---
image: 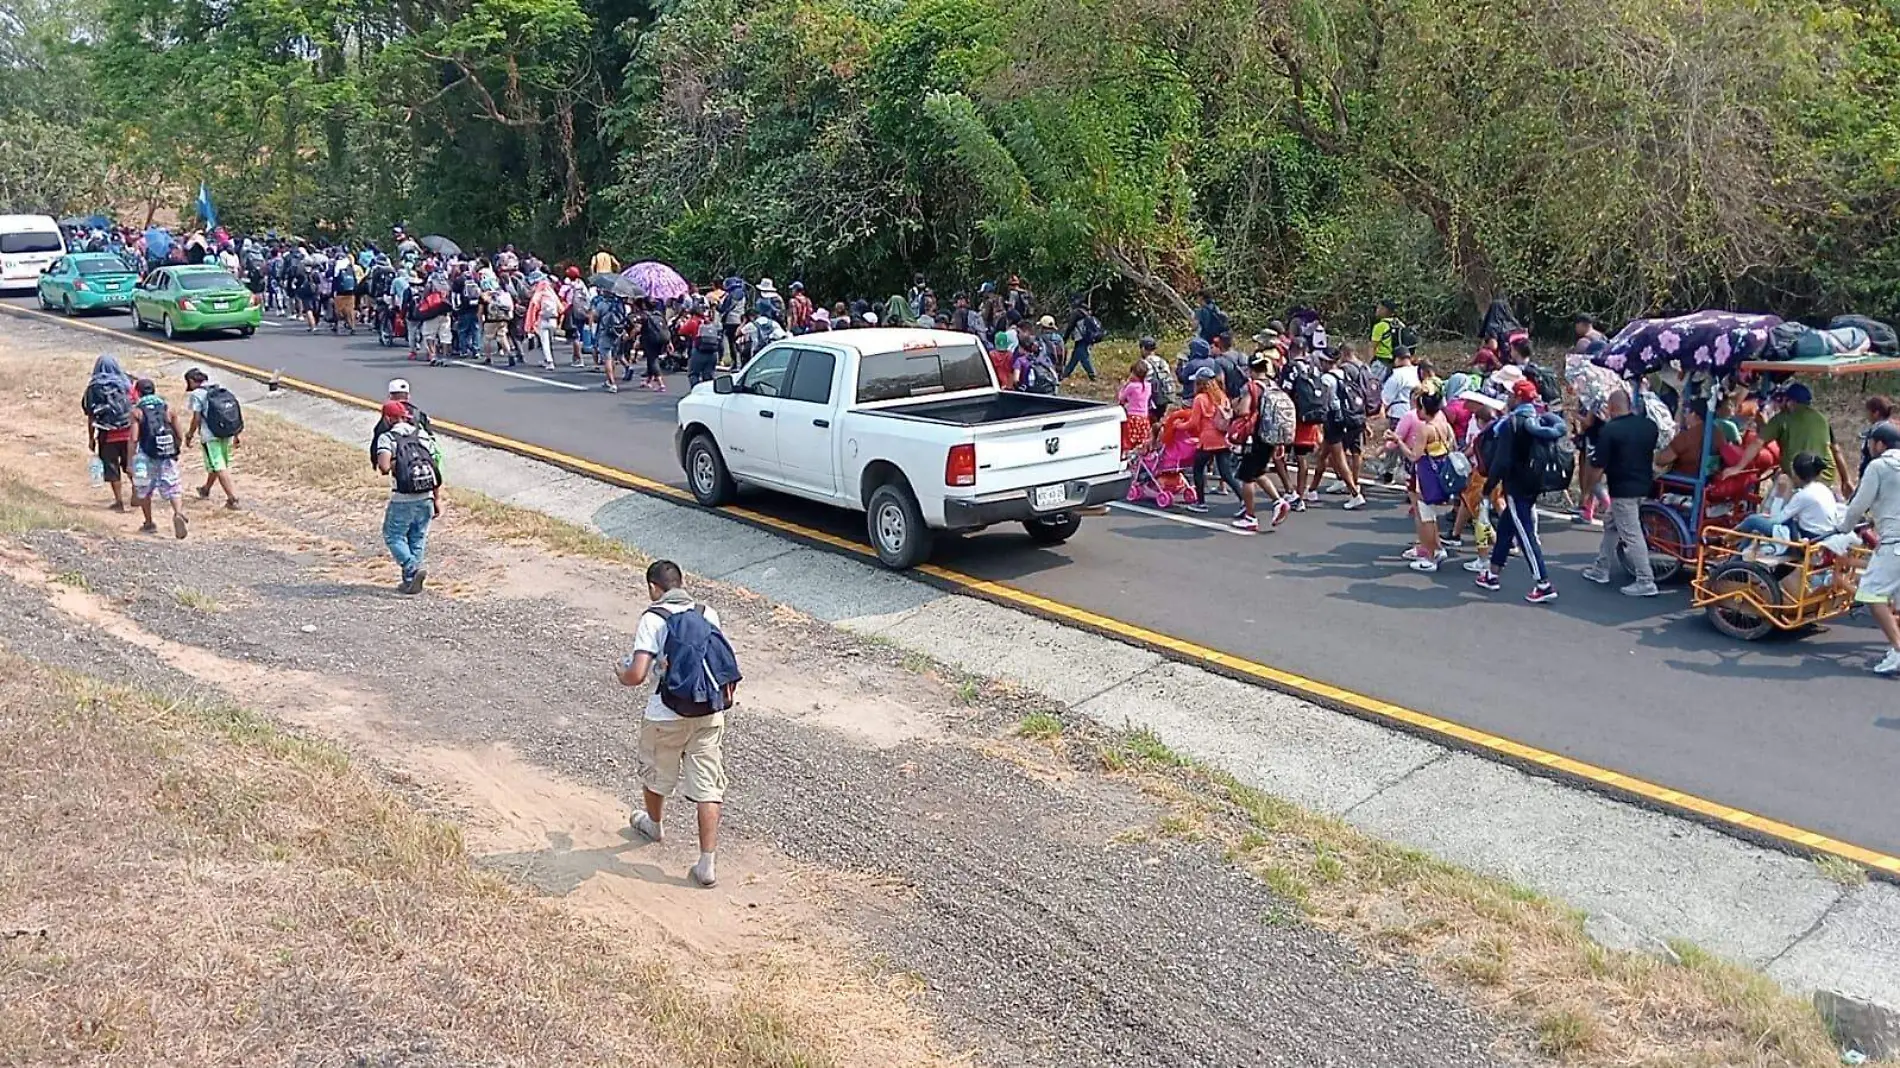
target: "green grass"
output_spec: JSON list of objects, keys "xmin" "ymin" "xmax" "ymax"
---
[
  {"xmin": 1813, "ymin": 853, "xmax": 1867, "ymax": 887},
  {"xmin": 170, "ymin": 586, "xmax": 222, "ymax": 613},
  {"xmin": 1016, "ymin": 712, "xmax": 1064, "ymax": 740},
  {"xmin": 52, "ymin": 569, "xmax": 89, "ymax": 589}
]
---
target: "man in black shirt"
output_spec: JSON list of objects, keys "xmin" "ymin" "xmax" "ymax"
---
[{"xmin": 1582, "ymin": 388, "xmax": 1660, "ymax": 596}]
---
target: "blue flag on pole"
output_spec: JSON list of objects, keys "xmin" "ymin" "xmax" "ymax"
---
[{"xmin": 196, "ymin": 181, "xmax": 217, "ymax": 229}]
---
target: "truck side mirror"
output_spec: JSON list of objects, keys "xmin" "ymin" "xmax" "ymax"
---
[{"xmin": 713, "ymin": 374, "xmax": 735, "ymax": 395}]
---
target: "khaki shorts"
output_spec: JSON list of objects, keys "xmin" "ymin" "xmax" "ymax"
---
[
  {"xmin": 638, "ymin": 714, "xmax": 727, "ymax": 803},
  {"xmin": 1856, "ymin": 545, "xmax": 1900, "ymax": 605}
]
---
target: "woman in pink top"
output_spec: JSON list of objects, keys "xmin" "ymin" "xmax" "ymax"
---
[{"xmin": 1118, "ymin": 364, "xmax": 1153, "ymax": 456}]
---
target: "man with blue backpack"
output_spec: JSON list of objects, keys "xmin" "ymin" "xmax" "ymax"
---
[{"xmin": 618, "ymin": 559, "xmax": 742, "ymax": 889}]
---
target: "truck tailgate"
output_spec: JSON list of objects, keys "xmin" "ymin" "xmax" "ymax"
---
[{"xmin": 972, "ymin": 407, "xmax": 1124, "ymax": 489}]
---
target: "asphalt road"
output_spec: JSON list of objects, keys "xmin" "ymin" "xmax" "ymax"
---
[{"xmin": 21, "ymin": 298, "xmax": 1900, "ymax": 857}]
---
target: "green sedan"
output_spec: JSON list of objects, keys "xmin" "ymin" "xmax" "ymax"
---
[
  {"xmin": 35, "ymin": 253, "xmax": 142, "ymax": 315},
  {"xmin": 131, "ymin": 265, "xmax": 261, "ymax": 339}
]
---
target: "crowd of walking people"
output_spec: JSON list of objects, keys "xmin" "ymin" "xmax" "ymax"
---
[{"xmin": 61, "ymin": 215, "xmax": 1900, "ymax": 670}]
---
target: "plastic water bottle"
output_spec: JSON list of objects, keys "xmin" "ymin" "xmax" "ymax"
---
[{"xmin": 88, "ymin": 456, "xmax": 105, "ymax": 486}]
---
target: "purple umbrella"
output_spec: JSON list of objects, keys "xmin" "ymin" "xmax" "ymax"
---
[{"xmin": 622, "ymin": 261, "xmax": 690, "ymax": 301}]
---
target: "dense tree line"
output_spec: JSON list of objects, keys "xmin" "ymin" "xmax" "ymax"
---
[{"xmin": 3, "ymin": 0, "xmax": 1898, "ymax": 333}]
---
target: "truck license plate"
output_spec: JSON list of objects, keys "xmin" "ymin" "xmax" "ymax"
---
[{"xmin": 1032, "ymin": 484, "xmax": 1067, "ymax": 511}]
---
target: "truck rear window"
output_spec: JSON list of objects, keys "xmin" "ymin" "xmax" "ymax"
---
[{"xmin": 855, "ymin": 343, "xmax": 992, "ymax": 403}]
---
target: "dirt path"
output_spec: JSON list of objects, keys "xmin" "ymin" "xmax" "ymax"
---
[{"xmin": 0, "ymin": 327, "xmax": 1507, "ymax": 1066}]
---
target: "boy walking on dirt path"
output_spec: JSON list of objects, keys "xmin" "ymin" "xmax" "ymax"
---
[
  {"xmin": 372, "ymin": 400, "xmax": 442, "ymax": 594},
  {"xmin": 617, "ymin": 559, "xmax": 739, "ymax": 889},
  {"xmin": 130, "ymin": 378, "xmax": 189, "ymax": 539},
  {"xmin": 82, "ymin": 355, "xmax": 137, "ymax": 513},
  {"xmin": 181, "ymin": 367, "xmax": 241, "ymax": 510}
]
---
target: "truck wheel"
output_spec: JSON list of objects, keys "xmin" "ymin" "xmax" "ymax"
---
[
  {"xmin": 868, "ymin": 483, "xmax": 933, "ymax": 569},
  {"xmin": 685, "ymin": 433, "xmax": 736, "ymax": 506},
  {"xmin": 1023, "ymin": 513, "xmax": 1082, "ymax": 546}
]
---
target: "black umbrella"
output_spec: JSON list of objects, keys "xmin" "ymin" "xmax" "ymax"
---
[
  {"xmin": 591, "ymin": 272, "xmax": 643, "ymax": 299},
  {"xmin": 419, "ymin": 234, "xmax": 462, "ymax": 257}
]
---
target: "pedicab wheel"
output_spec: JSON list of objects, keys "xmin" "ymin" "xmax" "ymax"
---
[
  {"xmin": 1625, "ymin": 501, "xmax": 1692, "ymax": 585},
  {"xmin": 1155, "ymin": 490, "xmax": 1174, "ymax": 510},
  {"xmin": 1704, "ymin": 560, "xmax": 1782, "ymax": 642}
]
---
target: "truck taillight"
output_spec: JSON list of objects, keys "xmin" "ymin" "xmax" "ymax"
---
[{"xmin": 945, "ymin": 443, "xmax": 976, "ymax": 487}]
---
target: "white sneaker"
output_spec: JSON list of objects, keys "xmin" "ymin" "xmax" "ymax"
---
[
  {"xmin": 1231, "ymin": 515, "xmax": 1258, "ymax": 531},
  {"xmin": 1620, "ymin": 581, "xmax": 1660, "ymax": 598},
  {"xmin": 1402, "ymin": 546, "xmax": 1425, "ymax": 561},
  {"xmin": 1408, "ymin": 558, "xmax": 1439, "ymax": 573},
  {"xmin": 1302, "ymin": 490, "xmax": 1320, "ymax": 503},
  {"xmin": 1581, "ymin": 567, "xmax": 1612, "ymax": 585},
  {"xmin": 1874, "ymin": 649, "xmax": 1900, "ymax": 675},
  {"xmin": 1463, "ymin": 557, "xmax": 1489, "ymax": 573},
  {"xmin": 1343, "ymin": 495, "xmax": 1367, "ymax": 510},
  {"xmin": 630, "ymin": 812, "xmax": 663, "ymax": 842}
]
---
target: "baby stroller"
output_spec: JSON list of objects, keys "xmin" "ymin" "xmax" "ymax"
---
[{"xmin": 1125, "ymin": 412, "xmax": 1200, "ymax": 510}]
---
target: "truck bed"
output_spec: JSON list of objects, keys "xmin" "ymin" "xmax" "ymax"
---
[{"xmin": 870, "ymin": 392, "xmax": 1108, "ymax": 427}]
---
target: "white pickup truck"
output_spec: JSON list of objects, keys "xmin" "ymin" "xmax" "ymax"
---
[{"xmin": 675, "ymin": 327, "xmax": 1129, "ymax": 568}]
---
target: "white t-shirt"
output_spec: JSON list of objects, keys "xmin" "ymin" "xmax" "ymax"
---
[
  {"xmin": 630, "ymin": 599, "xmax": 722, "ymax": 722},
  {"xmin": 1381, "ymin": 363, "xmax": 1421, "ymax": 419},
  {"xmin": 1774, "ymin": 482, "xmax": 1844, "ymax": 537}
]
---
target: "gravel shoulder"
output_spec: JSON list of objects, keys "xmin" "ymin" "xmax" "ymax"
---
[{"xmin": 0, "ymin": 326, "xmax": 1509, "ymax": 1066}]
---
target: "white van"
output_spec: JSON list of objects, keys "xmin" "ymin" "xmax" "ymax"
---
[{"xmin": 0, "ymin": 215, "xmax": 69, "ymax": 293}]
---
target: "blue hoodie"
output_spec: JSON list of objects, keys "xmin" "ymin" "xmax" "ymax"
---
[{"xmin": 1483, "ymin": 402, "xmax": 1566, "ymax": 498}]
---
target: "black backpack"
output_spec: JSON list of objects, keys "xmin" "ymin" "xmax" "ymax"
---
[
  {"xmin": 1525, "ymin": 362, "xmax": 1563, "ymax": 405},
  {"xmin": 1287, "ymin": 360, "xmax": 1327, "ymax": 423},
  {"xmin": 1520, "ymin": 414, "xmax": 1576, "ymax": 493},
  {"xmin": 83, "ymin": 380, "xmax": 132, "ymax": 431},
  {"xmin": 388, "ymin": 431, "xmax": 440, "ymax": 494},
  {"xmin": 1077, "ymin": 313, "xmax": 1104, "ymax": 345},
  {"xmin": 137, "ymin": 401, "xmax": 178, "ymax": 460},
  {"xmin": 200, "ymin": 385, "xmax": 244, "ymax": 440},
  {"xmin": 1335, "ymin": 363, "xmax": 1371, "ymax": 423}
]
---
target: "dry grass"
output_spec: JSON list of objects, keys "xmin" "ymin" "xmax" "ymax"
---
[
  {"xmin": 0, "ymin": 476, "xmax": 100, "ymax": 536},
  {"xmin": 0, "ymin": 652, "xmax": 840, "ymax": 1066},
  {"xmin": 226, "ymin": 406, "xmax": 644, "ymax": 565},
  {"xmin": 1090, "ymin": 728, "xmax": 1847, "ymax": 1068}
]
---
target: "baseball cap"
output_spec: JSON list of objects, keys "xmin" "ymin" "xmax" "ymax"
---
[
  {"xmin": 1870, "ymin": 422, "xmax": 1900, "ymax": 449},
  {"xmin": 1249, "ymin": 353, "xmax": 1274, "ymax": 369},
  {"xmin": 380, "ymin": 400, "xmax": 410, "ymax": 421},
  {"xmin": 387, "ymin": 378, "xmax": 410, "ymax": 395},
  {"xmin": 183, "ymin": 367, "xmax": 207, "ymax": 383},
  {"xmin": 1193, "ymin": 366, "xmax": 1218, "ymax": 381},
  {"xmin": 1138, "ymin": 336, "xmax": 1157, "ymax": 351},
  {"xmin": 1038, "ymin": 315, "xmax": 1057, "ymax": 328},
  {"xmin": 134, "ymin": 377, "xmax": 156, "ymax": 396},
  {"xmin": 1784, "ymin": 382, "xmax": 1814, "ymax": 405},
  {"xmin": 1511, "ymin": 379, "xmax": 1541, "ymax": 404}
]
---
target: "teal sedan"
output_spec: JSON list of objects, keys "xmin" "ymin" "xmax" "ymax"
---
[
  {"xmin": 35, "ymin": 253, "xmax": 142, "ymax": 315},
  {"xmin": 131, "ymin": 265, "xmax": 261, "ymax": 339}
]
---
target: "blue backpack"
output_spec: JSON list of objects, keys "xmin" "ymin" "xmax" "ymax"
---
[{"xmin": 646, "ymin": 604, "xmax": 742, "ymax": 717}]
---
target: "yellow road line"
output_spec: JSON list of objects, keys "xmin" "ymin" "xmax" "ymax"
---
[{"xmin": 14, "ymin": 302, "xmax": 1899, "ymax": 878}]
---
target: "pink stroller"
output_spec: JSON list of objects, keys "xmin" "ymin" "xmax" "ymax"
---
[{"xmin": 1125, "ymin": 416, "xmax": 1201, "ymax": 510}]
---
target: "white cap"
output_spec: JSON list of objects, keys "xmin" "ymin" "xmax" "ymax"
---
[
  {"xmin": 387, "ymin": 378, "xmax": 410, "ymax": 395},
  {"xmin": 863, "ymin": 311, "xmax": 879, "ymax": 325}
]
